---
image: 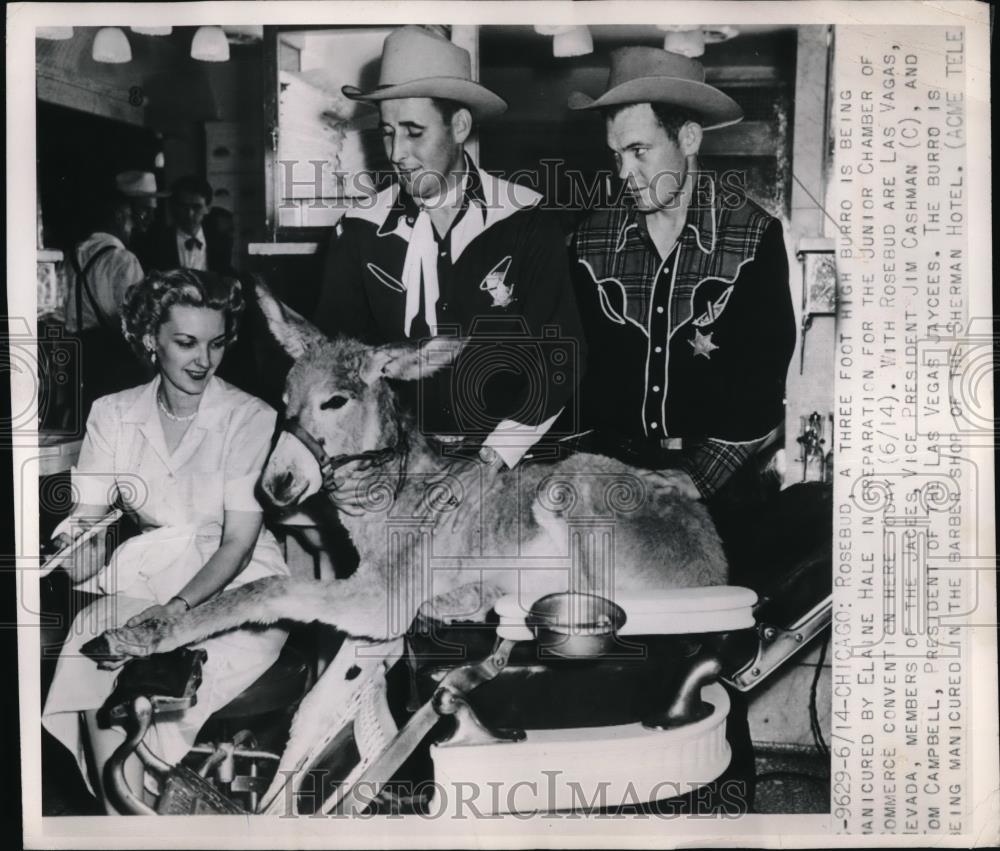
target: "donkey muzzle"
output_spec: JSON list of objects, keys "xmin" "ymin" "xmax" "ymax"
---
[{"xmin": 261, "ymin": 431, "xmax": 322, "ymax": 507}]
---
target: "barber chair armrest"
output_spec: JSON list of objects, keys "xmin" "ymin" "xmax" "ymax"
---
[{"xmin": 94, "ymin": 648, "xmax": 208, "ymax": 728}]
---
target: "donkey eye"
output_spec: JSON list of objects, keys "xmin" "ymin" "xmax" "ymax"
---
[{"xmin": 321, "ymin": 395, "xmax": 349, "ymax": 410}]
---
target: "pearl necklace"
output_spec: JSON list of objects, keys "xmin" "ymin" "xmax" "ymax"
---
[{"xmin": 157, "ymin": 392, "xmax": 198, "ymax": 423}]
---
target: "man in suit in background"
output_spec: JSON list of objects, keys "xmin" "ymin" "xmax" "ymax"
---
[{"xmin": 144, "ymin": 175, "xmax": 234, "ymax": 274}]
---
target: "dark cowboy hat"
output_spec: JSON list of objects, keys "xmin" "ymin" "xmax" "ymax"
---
[
  {"xmin": 568, "ymin": 46, "xmax": 743, "ymax": 130},
  {"xmin": 342, "ymin": 26, "xmax": 507, "ymax": 120}
]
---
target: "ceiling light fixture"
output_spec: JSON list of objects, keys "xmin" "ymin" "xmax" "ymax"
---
[
  {"xmin": 533, "ymin": 25, "xmax": 593, "ymax": 58},
  {"xmin": 191, "ymin": 26, "xmax": 230, "ymax": 62},
  {"xmin": 222, "ymin": 25, "xmax": 264, "ymax": 44},
  {"xmin": 131, "ymin": 26, "xmax": 173, "ymax": 36},
  {"xmin": 656, "ymin": 25, "xmax": 739, "ymax": 58},
  {"xmin": 92, "ymin": 27, "xmax": 132, "ymax": 63},
  {"xmin": 36, "ymin": 27, "xmax": 74, "ymax": 40}
]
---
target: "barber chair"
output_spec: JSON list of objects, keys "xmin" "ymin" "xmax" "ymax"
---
[
  {"xmin": 402, "ymin": 587, "xmax": 758, "ymax": 815},
  {"xmin": 77, "ymin": 481, "xmax": 832, "ymax": 817},
  {"xmin": 41, "ymin": 511, "xmax": 312, "ymax": 815}
]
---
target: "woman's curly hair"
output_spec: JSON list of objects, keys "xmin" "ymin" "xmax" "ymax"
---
[{"xmin": 121, "ymin": 269, "xmax": 245, "ymax": 363}]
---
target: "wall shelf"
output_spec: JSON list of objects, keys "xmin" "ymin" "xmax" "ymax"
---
[{"xmin": 247, "ymin": 242, "xmax": 318, "ymax": 255}]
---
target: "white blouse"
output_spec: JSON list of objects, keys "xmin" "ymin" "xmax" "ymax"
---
[{"xmin": 58, "ymin": 375, "xmax": 289, "ymax": 601}]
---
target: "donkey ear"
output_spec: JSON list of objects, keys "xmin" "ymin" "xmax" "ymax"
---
[
  {"xmin": 362, "ymin": 336, "xmax": 466, "ymax": 385},
  {"xmin": 254, "ymin": 278, "xmax": 327, "ymax": 359}
]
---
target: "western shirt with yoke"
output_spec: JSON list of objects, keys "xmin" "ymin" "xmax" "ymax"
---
[
  {"xmin": 570, "ymin": 173, "xmax": 796, "ymax": 498},
  {"xmin": 314, "ymin": 156, "xmax": 585, "ymax": 468}
]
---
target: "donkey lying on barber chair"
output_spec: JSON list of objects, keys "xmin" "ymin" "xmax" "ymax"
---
[
  {"xmin": 86, "ymin": 284, "xmax": 734, "ymax": 811},
  {"xmin": 95, "ymin": 284, "xmax": 728, "ymax": 651}
]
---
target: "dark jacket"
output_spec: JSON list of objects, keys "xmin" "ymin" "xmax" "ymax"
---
[
  {"xmin": 140, "ymin": 223, "xmax": 234, "ymax": 275},
  {"xmin": 314, "ymin": 158, "xmax": 585, "ymax": 442}
]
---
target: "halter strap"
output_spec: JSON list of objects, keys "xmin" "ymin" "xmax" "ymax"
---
[{"xmin": 281, "ymin": 416, "xmax": 405, "ymax": 495}]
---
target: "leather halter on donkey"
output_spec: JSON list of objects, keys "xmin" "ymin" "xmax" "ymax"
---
[{"xmin": 280, "ymin": 413, "xmax": 408, "ymax": 500}]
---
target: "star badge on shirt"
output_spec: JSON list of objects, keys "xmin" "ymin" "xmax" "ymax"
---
[
  {"xmin": 480, "ymin": 256, "xmax": 515, "ymax": 308},
  {"xmin": 689, "ymin": 328, "xmax": 719, "ymax": 359}
]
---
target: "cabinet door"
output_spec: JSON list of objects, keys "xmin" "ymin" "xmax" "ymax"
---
[
  {"xmin": 263, "ymin": 25, "xmax": 395, "ymax": 238},
  {"xmin": 262, "ymin": 25, "xmax": 480, "ymax": 238}
]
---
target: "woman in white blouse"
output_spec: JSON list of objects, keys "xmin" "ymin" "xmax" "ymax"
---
[{"xmin": 42, "ymin": 269, "xmax": 290, "ymax": 812}]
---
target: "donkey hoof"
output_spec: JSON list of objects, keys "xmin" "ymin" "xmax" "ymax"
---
[{"xmin": 81, "ymin": 634, "xmax": 128, "ymax": 665}]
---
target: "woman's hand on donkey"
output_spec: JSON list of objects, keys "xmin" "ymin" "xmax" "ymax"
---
[{"xmin": 80, "ymin": 609, "xmax": 178, "ymax": 669}]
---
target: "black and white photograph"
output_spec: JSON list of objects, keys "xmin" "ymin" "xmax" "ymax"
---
[{"xmin": 6, "ymin": 2, "xmax": 996, "ymax": 847}]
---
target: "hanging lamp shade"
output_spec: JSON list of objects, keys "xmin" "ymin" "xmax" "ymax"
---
[
  {"xmin": 37, "ymin": 27, "xmax": 74, "ymax": 40},
  {"xmin": 656, "ymin": 25, "xmax": 739, "ymax": 58},
  {"xmin": 533, "ymin": 25, "xmax": 593, "ymax": 58},
  {"xmin": 92, "ymin": 27, "xmax": 132, "ymax": 63},
  {"xmin": 661, "ymin": 29, "xmax": 706, "ymax": 58},
  {"xmin": 131, "ymin": 26, "xmax": 172, "ymax": 36},
  {"xmin": 222, "ymin": 25, "xmax": 264, "ymax": 44},
  {"xmin": 191, "ymin": 26, "xmax": 230, "ymax": 62}
]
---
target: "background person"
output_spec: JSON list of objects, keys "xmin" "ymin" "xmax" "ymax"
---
[
  {"xmin": 144, "ymin": 175, "xmax": 234, "ymax": 274},
  {"xmin": 115, "ymin": 169, "xmax": 168, "ymax": 251},
  {"xmin": 66, "ymin": 187, "xmax": 148, "ymax": 415}
]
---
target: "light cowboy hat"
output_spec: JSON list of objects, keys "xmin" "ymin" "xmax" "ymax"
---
[
  {"xmin": 115, "ymin": 170, "xmax": 169, "ymax": 198},
  {"xmin": 568, "ymin": 47, "xmax": 743, "ymax": 130},
  {"xmin": 342, "ymin": 26, "xmax": 507, "ymax": 120}
]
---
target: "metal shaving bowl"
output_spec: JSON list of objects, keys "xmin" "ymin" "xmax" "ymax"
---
[{"xmin": 525, "ymin": 592, "xmax": 628, "ymax": 658}]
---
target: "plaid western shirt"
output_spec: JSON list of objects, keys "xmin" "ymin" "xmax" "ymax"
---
[{"xmin": 570, "ymin": 173, "xmax": 796, "ymax": 498}]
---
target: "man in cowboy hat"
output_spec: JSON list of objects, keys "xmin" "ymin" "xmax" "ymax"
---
[
  {"xmin": 314, "ymin": 25, "xmax": 584, "ymax": 469},
  {"xmin": 115, "ymin": 169, "xmax": 168, "ymax": 244},
  {"xmin": 565, "ymin": 52, "xmax": 796, "ymax": 814},
  {"xmin": 567, "ymin": 47, "xmax": 796, "ymax": 517}
]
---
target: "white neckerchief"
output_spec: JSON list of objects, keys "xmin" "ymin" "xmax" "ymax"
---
[{"xmin": 401, "ymin": 177, "xmax": 467, "ymax": 338}]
